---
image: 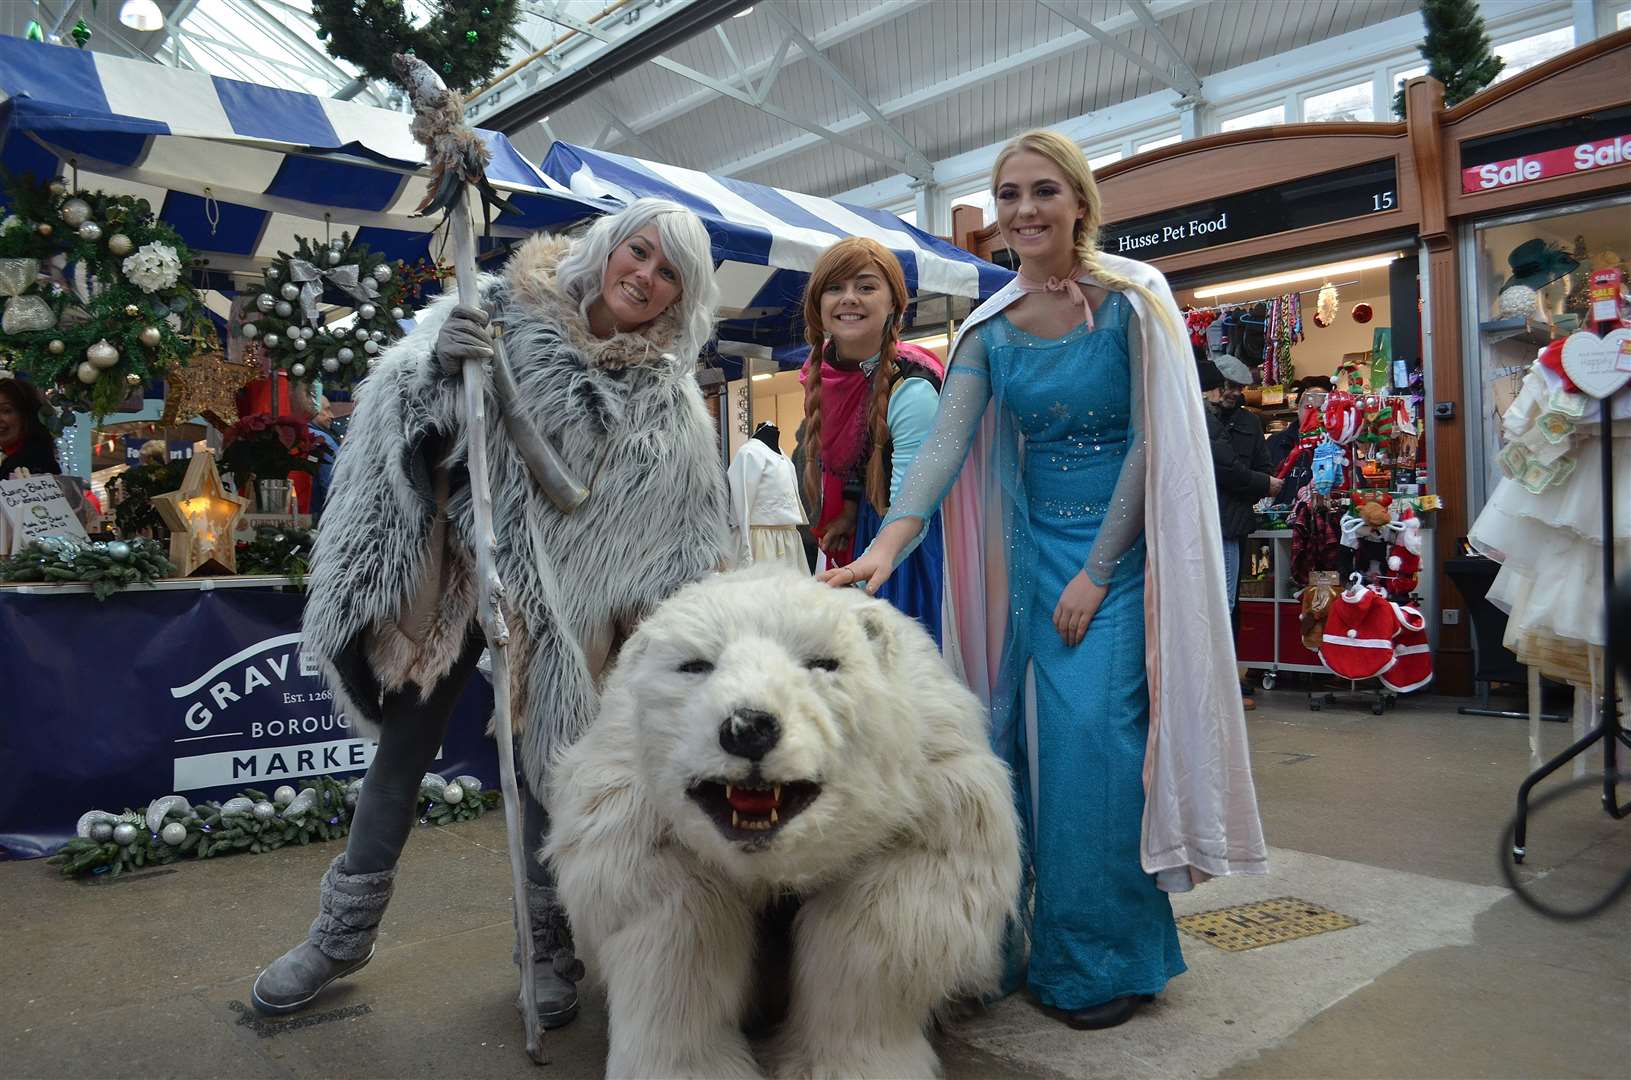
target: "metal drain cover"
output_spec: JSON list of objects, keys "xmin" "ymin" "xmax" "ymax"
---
[{"xmin": 1177, "ymin": 896, "xmax": 1360, "ymax": 952}]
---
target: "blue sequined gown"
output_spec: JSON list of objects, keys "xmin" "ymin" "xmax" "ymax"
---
[{"xmin": 883, "ymin": 294, "xmax": 1186, "ymax": 1009}]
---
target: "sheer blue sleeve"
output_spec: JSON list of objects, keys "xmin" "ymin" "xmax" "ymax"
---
[
  {"xmin": 885, "ymin": 377, "xmax": 940, "ymax": 506},
  {"xmin": 874, "ymin": 328, "xmax": 992, "ymax": 559},
  {"xmin": 1083, "ymin": 309, "xmax": 1146, "ymax": 586}
]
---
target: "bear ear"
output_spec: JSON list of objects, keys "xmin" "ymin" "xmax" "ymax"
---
[{"xmin": 855, "ymin": 601, "xmax": 897, "ymax": 671}]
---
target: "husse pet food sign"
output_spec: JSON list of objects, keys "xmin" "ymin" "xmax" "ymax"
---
[
  {"xmin": 1113, "ymin": 213, "xmax": 1230, "ymax": 254},
  {"xmin": 1462, "ymin": 134, "xmax": 1631, "ymax": 193}
]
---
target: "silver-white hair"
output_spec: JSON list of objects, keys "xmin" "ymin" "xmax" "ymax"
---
[{"xmin": 554, "ymin": 197, "xmax": 719, "ymax": 360}]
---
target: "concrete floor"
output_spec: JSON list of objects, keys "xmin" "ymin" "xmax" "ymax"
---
[{"xmin": 3, "ymin": 691, "xmax": 1628, "ymax": 1079}]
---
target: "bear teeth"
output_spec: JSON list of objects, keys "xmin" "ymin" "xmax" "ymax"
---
[{"xmin": 770, "ymin": 808, "xmax": 778, "ymax": 824}]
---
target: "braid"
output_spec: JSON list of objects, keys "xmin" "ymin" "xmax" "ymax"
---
[
  {"xmin": 864, "ymin": 332, "xmax": 899, "ymax": 513},
  {"xmin": 1078, "ymin": 234, "xmax": 1184, "ymax": 344},
  {"xmin": 802, "ymin": 340, "xmax": 827, "ymax": 511}
]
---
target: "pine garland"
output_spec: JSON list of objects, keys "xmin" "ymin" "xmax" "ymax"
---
[
  {"xmin": 0, "ymin": 537, "xmax": 174, "ymax": 599},
  {"xmin": 236, "ymin": 525, "xmax": 317, "ymax": 581},
  {"xmin": 311, "ymin": 0, "xmax": 522, "ymax": 93},
  {"xmin": 1393, "ymin": 0, "xmax": 1505, "ymax": 117},
  {"xmin": 110, "ymin": 460, "xmax": 188, "ymax": 540},
  {"xmin": 48, "ymin": 773, "xmax": 499, "ymax": 878}
]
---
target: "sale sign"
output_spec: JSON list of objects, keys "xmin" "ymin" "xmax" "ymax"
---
[{"xmin": 1462, "ymin": 133, "xmax": 1631, "ymax": 193}]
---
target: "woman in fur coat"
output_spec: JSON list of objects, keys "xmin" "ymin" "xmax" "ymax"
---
[{"xmin": 251, "ymin": 199, "xmax": 731, "ymax": 1028}]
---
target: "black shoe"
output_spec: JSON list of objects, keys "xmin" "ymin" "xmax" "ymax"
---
[{"xmin": 1060, "ymin": 994, "xmax": 1153, "ymax": 1030}]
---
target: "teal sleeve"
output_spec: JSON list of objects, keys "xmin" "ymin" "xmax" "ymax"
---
[{"xmin": 885, "ymin": 377, "xmax": 940, "ymax": 506}]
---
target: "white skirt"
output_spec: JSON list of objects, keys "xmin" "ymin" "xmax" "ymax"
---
[{"xmin": 747, "ymin": 525, "xmax": 810, "ymax": 574}]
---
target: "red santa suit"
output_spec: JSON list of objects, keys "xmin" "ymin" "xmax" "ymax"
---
[
  {"xmin": 1319, "ymin": 584, "xmax": 1399, "ymax": 680},
  {"xmin": 1380, "ymin": 603, "xmax": 1433, "ymax": 692}
]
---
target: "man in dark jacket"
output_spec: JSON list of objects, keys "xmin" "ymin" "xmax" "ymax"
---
[{"xmin": 1207, "ymin": 354, "xmax": 1281, "ymax": 708}]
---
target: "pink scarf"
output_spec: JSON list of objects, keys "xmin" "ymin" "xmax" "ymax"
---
[{"xmin": 1014, "ymin": 264, "xmax": 1096, "ymax": 332}]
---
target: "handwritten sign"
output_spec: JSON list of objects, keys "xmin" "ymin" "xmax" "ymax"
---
[{"xmin": 0, "ymin": 475, "xmax": 90, "ymax": 553}]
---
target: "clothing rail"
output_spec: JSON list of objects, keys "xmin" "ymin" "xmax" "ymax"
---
[{"xmin": 1185, "ymin": 279, "xmax": 1360, "ymax": 314}]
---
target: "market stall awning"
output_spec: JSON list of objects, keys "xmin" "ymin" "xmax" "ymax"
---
[
  {"xmin": 540, "ymin": 141, "xmax": 1012, "ymax": 366},
  {"xmin": 0, "ymin": 38, "xmax": 605, "ymax": 278}
]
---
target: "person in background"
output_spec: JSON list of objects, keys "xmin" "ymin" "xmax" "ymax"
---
[
  {"xmin": 306, "ymin": 394, "xmax": 340, "ymax": 523},
  {"xmin": 1208, "ymin": 352, "xmax": 1280, "ymax": 710},
  {"xmin": 0, "ymin": 377, "xmax": 61, "ymax": 480},
  {"xmin": 1266, "ymin": 376, "xmax": 1329, "ymax": 504}
]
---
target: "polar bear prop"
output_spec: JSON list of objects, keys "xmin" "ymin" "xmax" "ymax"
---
[{"xmin": 545, "ymin": 568, "xmax": 1021, "ymax": 1079}]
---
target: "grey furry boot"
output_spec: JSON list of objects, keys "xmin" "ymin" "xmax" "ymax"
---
[
  {"xmin": 515, "ymin": 883, "xmax": 584, "ymax": 1029},
  {"xmin": 251, "ymin": 856, "xmax": 396, "ymax": 1015}
]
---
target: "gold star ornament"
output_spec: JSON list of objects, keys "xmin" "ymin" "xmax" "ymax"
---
[{"xmin": 151, "ymin": 450, "xmax": 248, "ymax": 576}]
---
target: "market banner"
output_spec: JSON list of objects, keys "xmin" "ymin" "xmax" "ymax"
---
[{"xmin": 0, "ymin": 586, "xmax": 498, "ymax": 858}]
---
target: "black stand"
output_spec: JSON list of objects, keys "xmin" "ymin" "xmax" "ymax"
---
[{"xmin": 1511, "ymin": 384, "xmax": 1629, "ymax": 863}]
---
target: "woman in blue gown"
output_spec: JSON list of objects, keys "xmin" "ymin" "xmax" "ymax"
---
[{"xmin": 827, "ymin": 131, "xmax": 1264, "ymax": 1030}]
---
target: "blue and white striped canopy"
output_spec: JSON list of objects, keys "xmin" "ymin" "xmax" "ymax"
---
[
  {"xmin": 0, "ymin": 37, "xmax": 604, "ymax": 282},
  {"xmin": 541, "ymin": 142, "xmax": 1012, "ymax": 368}
]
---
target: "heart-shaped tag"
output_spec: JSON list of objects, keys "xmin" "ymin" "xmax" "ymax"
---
[{"xmin": 1560, "ymin": 328, "xmax": 1631, "ymax": 400}]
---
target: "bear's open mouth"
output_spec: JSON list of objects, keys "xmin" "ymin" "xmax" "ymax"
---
[{"xmin": 687, "ymin": 778, "xmax": 821, "ymax": 840}]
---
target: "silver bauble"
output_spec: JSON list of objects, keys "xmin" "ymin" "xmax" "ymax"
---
[
  {"xmin": 372, "ymin": 264, "xmax": 392, "ymax": 283},
  {"xmin": 390, "ymin": 307, "xmax": 404, "ymax": 320},
  {"xmin": 76, "ymin": 361, "xmax": 100, "ymax": 384},
  {"xmin": 107, "ymin": 540, "xmax": 131, "ymax": 562},
  {"xmin": 263, "ymin": 333, "xmax": 281, "ymax": 348},
  {"xmin": 370, "ymin": 330, "xmax": 385, "ymax": 342},
  {"xmin": 274, "ymin": 300, "xmax": 293, "ymax": 318},
  {"xmin": 291, "ymin": 338, "xmax": 307, "ymax": 352},
  {"xmin": 239, "ymin": 322, "xmax": 259, "ymax": 340},
  {"xmin": 251, "ymin": 800, "xmax": 277, "ymax": 822},
  {"xmin": 300, "ymin": 325, "xmax": 314, "ymax": 340},
  {"xmin": 112, "ymin": 822, "xmax": 138, "ymax": 846},
  {"xmin": 289, "ymin": 362, "xmax": 306, "ymax": 378},
  {"xmin": 363, "ymin": 339, "xmax": 379, "ymax": 355},
  {"xmin": 78, "ymin": 811, "xmax": 117, "ymax": 838},
  {"xmin": 90, "ymin": 821, "xmax": 114, "ymax": 842},
  {"xmin": 107, "ymin": 232, "xmax": 133, "ymax": 256},
  {"xmin": 355, "ymin": 327, "xmax": 369, "ymax": 341},
  {"xmin": 87, "ymin": 339, "xmax": 119, "ymax": 368},
  {"xmin": 337, "ymin": 347, "xmax": 354, "ymax": 362},
  {"xmin": 160, "ymin": 822, "xmax": 187, "ymax": 846},
  {"xmin": 326, "ymin": 250, "xmax": 342, "ymax": 266},
  {"xmin": 280, "ymin": 282, "xmax": 300, "ymax": 302},
  {"xmin": 138, "ymin": 326, "xmax": 162, "ymax": 347},
  {"xmin": 358, "ymin": 303, "xmax": 377, "ymax": 321},
  {"xmin": 47, "ymin": 339, "xmax": 65, "ymax": 355},
  {"xmin": 442, "ymin": 782, "xmax": 465, "ymax": 805},
  {"xmin": 59, "ymin": 197, "xmax": 91, "ymax": 226},
  {"xmin": 265, "ymin": 265, "xmax": 280, "ymax": 281},
  {"xmin": 256, "ymin": 293, "xmax": 275, "ymax": 312},
  {"xmin": 48, "ymin": 180, "xmax": 68, "ymax": 198},
  {"xmin": 76, "ymin": 221, "xmax": 102, "ymax": 242},
  {"xmin": 273, "ymin": 785, "xmax": 297, "ymax": 806},
  {"xmin": 322, "ymin": 356, "xmax": 339, "ymax": 373}
]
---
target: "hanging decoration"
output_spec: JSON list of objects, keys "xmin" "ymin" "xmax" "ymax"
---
[
  {"xmin": 236, "ymin": 231, "xmax": 409, "ymax": 388},
  {"xmin": 47, "ymin": 774, "xmax": 500, "ymax": 879},
  {"xmin": 160, "ymin": 345, "xmax": 255, "ymax": 428},
  {"xmin": 309, "ymin": 0, "xmax": 521, "ymax": 92},
  {"xmin": 0, "ymin": 536, "xmax": 174, "ymax": 599},
  {"xmin": 1315, "ymin": 282, "xmax": 1340, "ymax": 328},
  {"xmin": 0, "ymin": 176, "xmax": 214, "ymax": 418}
]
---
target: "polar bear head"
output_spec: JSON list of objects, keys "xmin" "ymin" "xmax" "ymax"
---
[{"xmin": 602, "ymin": 567, "xmax": 965, "ymax": 887}]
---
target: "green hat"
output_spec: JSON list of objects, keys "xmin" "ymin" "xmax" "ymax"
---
[{"xmin": 1503, "ymin": 239, "xmax": 1579, "ymax": 291}]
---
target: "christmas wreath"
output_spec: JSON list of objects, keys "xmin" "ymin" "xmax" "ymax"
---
[
  {"xmin": 48, "ymin": 773, "xmax": 498, "ymax": 878},
  {"xmin": 311, "ymin": 0, "xmax": 521, "ymax": 93},
  {"xmin": 0, "ymin": 175, "xmax": 213, "ymax": 418},
  {"xmin": 236, "ymin": 231, "xmax": 408, "ymax": 389}
]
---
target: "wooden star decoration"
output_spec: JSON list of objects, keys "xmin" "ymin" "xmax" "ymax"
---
[{"xmin": 151, "ymin": 450, "xmax": 248, "ymax": 576}]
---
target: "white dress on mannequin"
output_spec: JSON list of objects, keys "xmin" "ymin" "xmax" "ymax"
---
[{"xmin": 727, "ymin": 435, "xmax": 810, "ymax": 572}]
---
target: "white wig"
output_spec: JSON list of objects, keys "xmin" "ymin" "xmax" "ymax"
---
[{"xmin": 554, "ymin": 197, "xmax": 719, "ymax": 361}]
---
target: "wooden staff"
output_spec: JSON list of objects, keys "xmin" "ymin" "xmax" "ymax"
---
[{"xmin": 391, "ymin": 53, "xmax": 544, "ymax": 1065}]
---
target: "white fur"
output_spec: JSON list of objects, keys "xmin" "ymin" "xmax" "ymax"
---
[{"xmin": 547, "ymin": 568, "xmax": 1021, "ymax": 1079}]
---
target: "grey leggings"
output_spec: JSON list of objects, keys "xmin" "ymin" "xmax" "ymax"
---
[{"xmin": 344, "ymin": 630, "xmax": 553, "ymax": 887}]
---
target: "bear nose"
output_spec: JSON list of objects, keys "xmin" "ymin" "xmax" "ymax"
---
[{"xmin": 719, "ymin": 708, "xmax": 780, "ymax": 761}]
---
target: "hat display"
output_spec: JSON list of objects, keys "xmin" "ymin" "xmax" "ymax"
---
[
  {"xmin": 1211, "ymin": 352, "xmax": 1254, "ymax": 386},
  {"xmin": 1502, "ymin": 238, "xmax": 1580, "ymax": 291}
]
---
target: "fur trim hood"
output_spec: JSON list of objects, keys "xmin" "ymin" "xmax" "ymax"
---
[{"xmin": 502, "ymin": 233, "xmax": 684, "ymax": 371}]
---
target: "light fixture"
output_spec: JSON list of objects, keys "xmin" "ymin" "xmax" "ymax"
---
[
  {"xmin": 1191, "ymin": 253, "xmax": 1406, "ymax": 300},
  {"xmin": 734, "ymin": 6, "xmax": 755, "ymax": 16},
  {"xmin": 750, "ymin": 371, "xmax": 773, "ymax": 381},
  {"xmin": 119, "ymin": 0, "xmax": 165, "ymax": 32}
]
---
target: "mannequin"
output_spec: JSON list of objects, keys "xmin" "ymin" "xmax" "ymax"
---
[{"xmin": 727, "ymin": 421, "xmax": 809, "ymax": 571}]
